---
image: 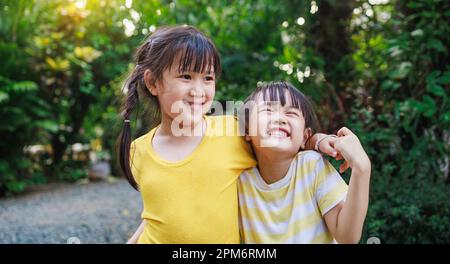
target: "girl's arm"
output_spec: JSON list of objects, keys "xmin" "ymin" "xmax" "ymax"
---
[
  {"xmin": 307, "ymin": 132, "xmax": 344, "ymax": 156},
  {"xmin": 323, "ymin": 127, "xmax": 371, "ymax": 244},
  {"xmin": 306, "ymin": 133, "xmax": 332, "ymax": 152},
  {"xmin": 126, "ymin": 220, "xmax": 147, "ymax": 244}
]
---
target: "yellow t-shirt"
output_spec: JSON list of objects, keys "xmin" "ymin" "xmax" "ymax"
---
[
  {"xmin": 238, "ymin": 151, "xmax": 348, "ymax": 243},
  {"xmin": 130, "ymin": 115, "xmax": 256, "ymax": 243}
]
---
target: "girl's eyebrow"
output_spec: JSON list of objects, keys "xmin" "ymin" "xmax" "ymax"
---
[
  {"xmin": 260, "ymin": 101, "xmax": 300, "ymax": 111},
  {"xmin": 287, "ymin": 106, "xmax": 301, "ymax": 111},
  {"xmin": 176, "ymin": 69, "xmax": 215, "ymax": 74},
  {"xmin": 261, "ymin": 101, "xmax": 279, "ymax": 106}
]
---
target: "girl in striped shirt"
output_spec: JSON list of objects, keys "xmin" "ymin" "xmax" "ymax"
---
[{"xmin": 237, "ymin": 82, "xmax": 371, "ymax": 244}]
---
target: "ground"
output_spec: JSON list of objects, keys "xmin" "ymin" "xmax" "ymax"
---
[{"xmin": 0, "ymin": 178, "xmax": 142, "ymax": 244}]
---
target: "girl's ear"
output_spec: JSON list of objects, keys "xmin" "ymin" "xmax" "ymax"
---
[
  {"xmin": 144, "ymin": 69, "xmax": 158, "ymax": 96},
  {"xmin": 301, "ymin": 127, "xmax": 313, "ymax": 149}
]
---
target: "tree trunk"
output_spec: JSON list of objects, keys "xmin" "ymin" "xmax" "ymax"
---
[{"xmin": 310, "ymin": 0, "xmax": 356, "ymax": 132}]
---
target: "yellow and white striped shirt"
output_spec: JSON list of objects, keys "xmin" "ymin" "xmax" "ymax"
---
[{"xmin": 238, "ymin": 150, "xmax": 348, "ymax": 244}]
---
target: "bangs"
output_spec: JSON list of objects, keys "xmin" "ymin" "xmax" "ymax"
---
[
  {"xmin": 245, "ymin": 81, "xmax": 318, "ymax": 132},
  {"xmin": 260, "ymin": 82, "xmax": 302, "ymax": 111},
  {"xmin": 171, "ymin": 34, "xmax": 221, "ymax": 76}
]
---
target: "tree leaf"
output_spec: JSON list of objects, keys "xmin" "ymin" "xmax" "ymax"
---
[
  {"xmin": 389, "ymin": 62, "xmax": 412, "ymax": 80},
  {"xmin": 427, "ymin": 84, "xmax": 446, "ymax": 97},
  {"xmin": 0, "ymin": 91, "xmax": 10, "ymax": 103},
  {"xmin": 427, "ymin": 38, "xmax": 446, "ymax": 53}
]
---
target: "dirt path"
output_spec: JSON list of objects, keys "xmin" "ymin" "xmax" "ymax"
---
[{"xmin": 0, "ymin": 178, "xmax": 142, "ymax": 244}]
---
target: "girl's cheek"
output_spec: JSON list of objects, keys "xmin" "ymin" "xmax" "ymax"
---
[
  {"xmin": 257, "ymin": 117, "xmax": 269, "ymax": 137},
  {"xmin": 247, "ymin": 118, "xmax": 259, "ymax": 138},
  {"xmin": 207, "ymin": 86, "xmax": 215, "ymax": 100}
]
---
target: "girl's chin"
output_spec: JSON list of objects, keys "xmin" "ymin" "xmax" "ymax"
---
[
  {"xmin": 257, "ymin": 139, "xmax": 299, "ymax": 152},
  {"xmin": 259, "ymin": 138, "xmax": 290, "ymax": 147},
  {"xmin": 169, "ymin": 114, "xmax": 205, "ymax": 133},
  {"xmin": 185, "ymin": 113, "xmax": 205, "ymax": 124}
]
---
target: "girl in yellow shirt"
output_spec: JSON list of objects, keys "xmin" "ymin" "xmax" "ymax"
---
[{"xmin": 118, "ymin": 25, "xmax": 339, "ymax": 243}]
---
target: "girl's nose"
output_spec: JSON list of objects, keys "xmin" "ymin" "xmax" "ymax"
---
[
  {"xmin": 276, "ymin": 119, "xmax": 287, "ymax": 125},
  {"xmin": 189, "ymin": 87, "xmax": 205, "ymax": 98},
  {"xmin": 272, "ymin": 113, "xmax": 288, "ymax": 125}
]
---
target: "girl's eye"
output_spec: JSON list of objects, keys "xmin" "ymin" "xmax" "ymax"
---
[
  {"xmin": 259, "ymin": 107, "xmax": 273, "ymax": 113},
  {"xmin": 204, "ymin": 76, "xmax": 214, "ymax": 81},
  {"xmin": 287, "ymin": 111, "xmax": 300, "ymax": 116},
  {"xmin": 179, "ymin": 74, "xmax": 191, "ymax": 80}
]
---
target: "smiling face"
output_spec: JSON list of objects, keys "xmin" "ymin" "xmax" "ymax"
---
[
  {"xmin": 241, "ymin": 82, "xmax": 317, "ymax": 157},
  {"xmin": 144, "ymin": 54, "xmax": 216, "ymax": 133},
  {"xmin": 247, "ymin": 92, "xmax": 310, "ymax": 156},
  {"xmin": 139, "ymin": 27, "xmax": 221, "ymax": 135}
]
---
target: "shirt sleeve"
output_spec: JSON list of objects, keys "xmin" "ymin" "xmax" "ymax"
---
[
  {"xmin": 130, "ymin": 139, "xmax": 141, "ymax": 187},
  {"xmin": 313, "ymin": 156, "xmax": 348, "ymax": 216},
  {"xmin": 231, "ymin": 116, "xmax": 257, "ymax": 170}
]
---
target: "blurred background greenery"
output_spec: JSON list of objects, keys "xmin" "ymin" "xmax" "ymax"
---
[{"xmin": 0, "ymin": 0, "xmax": 448, "ymax": 243}]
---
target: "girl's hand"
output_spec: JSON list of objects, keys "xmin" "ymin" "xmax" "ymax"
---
[
  {"xmin": 316, "ymin": 135, "xmax": 338, "ymax": 158},
  {"xmin": 317, "ymin": 135, "xmax": 351, "ymax": 173},
  {"xmin": 333, "ymin": 127, "xmax": 371, "ymax": 174}
]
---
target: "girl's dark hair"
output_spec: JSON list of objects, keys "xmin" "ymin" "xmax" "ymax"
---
[
  {"xmin": 239, "ymin": 81, "xmax": 319, "ymax": 137},
  {"xmin": 117, "ymin": 25, "xmax": 221, "ymax": 191}
]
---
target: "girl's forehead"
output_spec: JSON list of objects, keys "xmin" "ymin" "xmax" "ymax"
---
[
  {"xmin": 168, "ymin": 59, "xmax": 215, "ymax": 73},
  {"xmin": 254, "ymin": 90, "xmax": 295, "ymax": 106},
  {"xmin": 168, "ymin": 50, "xmax": 216, "ymax": 73}
]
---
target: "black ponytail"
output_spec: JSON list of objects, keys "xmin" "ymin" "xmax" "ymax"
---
[{"xmin": 118, "ymin": 72, "xmax": 141, "ymax": 191}]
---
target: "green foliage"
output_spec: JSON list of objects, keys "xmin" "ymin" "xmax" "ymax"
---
[
  {"xmin": 57, "ymin": 162, "xmax": 88, "ymax": 182},
  {"xmin": 363, "ymin": 178, "xmax": 450, "ymax": 243},
  {"xmin": 0, "ymin": 0, "xmax": 50, "ymax": 195},
  {"xmin": 24, "ymin": 0, "xmax": 133, "ymax": 171},
  {"xmin": 0, "ymin": 0, "xmax": 448, "ymax": 242},
  {"xmin": 346, "ymin": 0, "xmax": 450, "ymax": 243}
]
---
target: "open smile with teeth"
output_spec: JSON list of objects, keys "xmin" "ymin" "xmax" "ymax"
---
[
  {"xmin": 267, "ymin": 129, "xmax": 290, "ymax": 138},
  {"xmin": 186, "ymin": 101, "xmax": 205, "ymax": 107}
]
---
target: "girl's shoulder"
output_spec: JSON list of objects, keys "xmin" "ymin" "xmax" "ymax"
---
[
  {"xmin": 297, "ymin": 150, "xmax": 322, "ymax": 158},
  {"xmin": 131, "ymin": 128, "xmax": 157, "ymax": 153},
  {"xmin": 294, "ymin": 150, "xmax": 329, "ymax": 174},
  {"xmin": 296, "ymin": 150, "xmax": 323, "ymax": 162},
  {"xmin": 294, "ymin": 150, "xmax": 343, "ymax": 187}
]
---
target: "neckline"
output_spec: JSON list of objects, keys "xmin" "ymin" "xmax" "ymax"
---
[
  {"xmin": 251, "ymin": 157, "xmax": 296, "ymax": 191},
  {"xmin": 146, "ymin": 116, "xmax": 211, "ymax": 167}
]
